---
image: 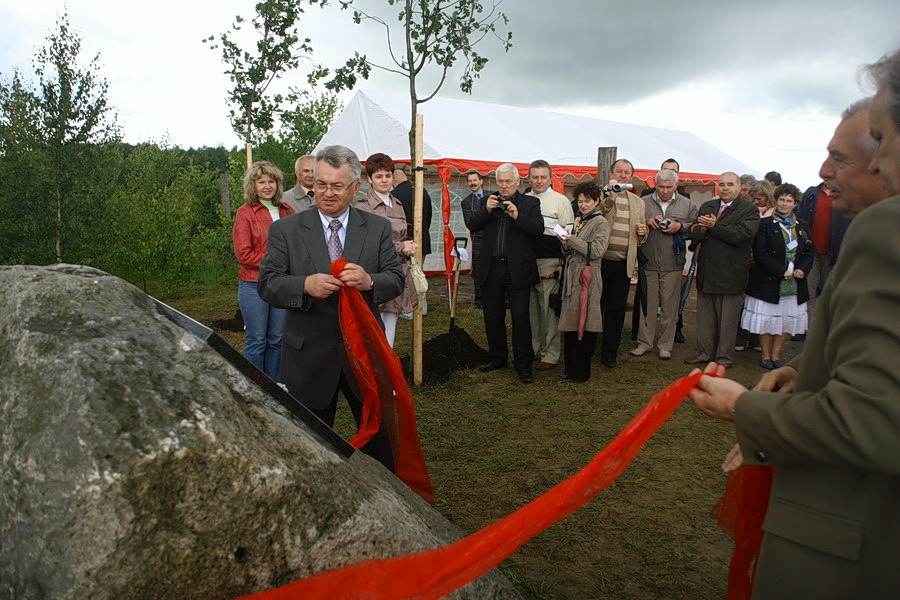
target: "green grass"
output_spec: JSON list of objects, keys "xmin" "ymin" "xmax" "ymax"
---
[{"xmin": 159, "ymin": 278, "xmax": 791, "ymax": 600}]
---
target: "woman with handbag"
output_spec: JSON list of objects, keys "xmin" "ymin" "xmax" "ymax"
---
[
  {"xmin": 356, "ymin": 152, "xmax": 419, "ymax": 347},
  {"xmin": 557, "ymin": 182, "xmax": 610, "ymax": 382}
]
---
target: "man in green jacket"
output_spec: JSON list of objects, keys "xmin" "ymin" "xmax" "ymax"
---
[{"xmin": 689, "ymin": 48, "xmax": 900, "ymax": 598}]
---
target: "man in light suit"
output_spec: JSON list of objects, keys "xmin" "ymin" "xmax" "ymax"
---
[
  {"xmin": 689, "ymin": 48, "xmax": 900, "ymax": 598},
  {"xmin": 258, "ymin": 145, "xmax": 404, "ymax": 470}
]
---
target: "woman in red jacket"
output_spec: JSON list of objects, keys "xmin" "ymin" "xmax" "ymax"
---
[{"xmin": 232, "ymin": 161, "xmax": 293, "ymax": 380}]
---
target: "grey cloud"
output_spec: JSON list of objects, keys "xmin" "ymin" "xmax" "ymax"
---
[{"xmin": 436, "ymin": 0, "xmax": 898, "ymax": 113}]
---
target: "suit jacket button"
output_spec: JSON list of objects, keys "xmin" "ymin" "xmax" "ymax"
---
[{"xmin": 755, "ymin": 450, "xmax": 767, "ymax": 462}]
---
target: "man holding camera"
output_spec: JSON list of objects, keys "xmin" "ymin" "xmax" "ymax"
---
[
  {"xmin": 598, "ymin": 158, "xmax": 648, "ymax": 368},
  {"xmin": 467, "ymin": 163, "xmax": 544, "ymax": 383},
  {"xmin": 630, "ymin": 168, "xmax": 698, "ymax": 360}
]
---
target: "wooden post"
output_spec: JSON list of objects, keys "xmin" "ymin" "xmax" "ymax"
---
[
  {"xmin": 413, "ymin": 114, "xmax": 425, "ymax": 386},
  {"xmin": 596, "ymin": 147, "xmax": 617, "ymax": 185}
]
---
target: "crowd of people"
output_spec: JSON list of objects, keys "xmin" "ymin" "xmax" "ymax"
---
[
  {"xmin": 227, "ymin": 46, "xmax": 900, "ymax": 597},
  {"xmin": 232, "ymin": 148, "xmax": 860, "ymax": 388}
]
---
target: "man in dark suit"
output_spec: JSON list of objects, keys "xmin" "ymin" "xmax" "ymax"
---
[
  {"xmin": 258, "ymin": 145, "xmax": 404, "ymax": 470},
  {"xmin": 391, "ymin": 166, "xmax": 432, "ymax": 257},
  {"xmin": 460, "ymin": 170, "xmax": 492, "ymax": 307},
  {"xmin": 684, "ymin": 171, "xmax": 759, "ymax": 368},
  {"xmin": 467, "ymin": 163, "xmax": 543, "ymax": 383}
]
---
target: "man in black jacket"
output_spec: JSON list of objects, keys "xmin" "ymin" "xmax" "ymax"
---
[
  {"xmin": 392, "ymin": 166, "xmax": 432, "ymax": 257},
  {"xmin": 467, "ymin": 163, "xmax": 543, "ymax": 383}
]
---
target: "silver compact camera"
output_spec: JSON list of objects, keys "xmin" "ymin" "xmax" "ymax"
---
[{"xmin": 658, "ymin": 218, "xmax": 670, "ymax": 230}]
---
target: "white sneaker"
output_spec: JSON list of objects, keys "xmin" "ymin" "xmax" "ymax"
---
[
  {"xmin": 659, "ymin": 349, "xmax": 672, "ymax": 360},
  {"xmin": 629, "ymin": 345, "xmax": 650, "ymax": 357}
]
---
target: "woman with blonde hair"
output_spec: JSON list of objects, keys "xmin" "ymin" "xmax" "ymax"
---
[
  {"xmin": 749, "ymin": 180, "xmax": 776, "ymax": 218},
  {"xmin": 232, "ymin": 160, "xmax": 293, "ymax": 380}
]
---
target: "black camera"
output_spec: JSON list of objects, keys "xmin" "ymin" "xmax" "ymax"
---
[
  {"xmin": 658, "ymin": 218, "xmax": 670, "ymax": 230},
  {"xmin": 492, "ymin": 196, "xmax": 512, "ymax": 215}
]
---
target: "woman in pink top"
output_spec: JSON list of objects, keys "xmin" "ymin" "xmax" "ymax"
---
[{"xmin": 355, "ymin": 153, "xmax": 418, "ymax": 347}]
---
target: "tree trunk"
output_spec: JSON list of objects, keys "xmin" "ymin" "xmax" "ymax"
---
[
  {"xmin": 55, "ymin": 165, "xmax": 62, "ymax": 264},
  {"xmin": 219, "ymin": 173, "xmax": 232, "ymax": 216}
]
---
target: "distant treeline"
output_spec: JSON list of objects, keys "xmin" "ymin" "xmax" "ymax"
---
[{"xmin": 0, "ymin": 139, "xmax": 303, "ymax": 294}]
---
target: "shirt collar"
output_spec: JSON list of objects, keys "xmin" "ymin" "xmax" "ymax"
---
[{"xmin": 318, "ymin": 208, "xmax": 350, "ymax": 230}]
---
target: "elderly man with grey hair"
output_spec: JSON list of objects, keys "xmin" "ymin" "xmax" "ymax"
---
[
  {"xmin": 282, "ymin": 154, "xmax": 316, "ymax": 212},
  {"xmin": 689, "ymin": 48, "xmax": 900, "ymax": 597},
  {"xmin": 468, "ymin": 163, "xmax": 544, "ymax": 384},
  {"xmin": 259, "ymin": 145, "xmax": 403, "ymax": 470},
  {"xmin": 630, "ymin": 168, "xmax": 698, "ymax": 360}
]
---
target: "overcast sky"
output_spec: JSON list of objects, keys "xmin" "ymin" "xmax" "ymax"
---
[{"xmin": 2, "ymin": 0, "xmax": 898, "ymax": 186}]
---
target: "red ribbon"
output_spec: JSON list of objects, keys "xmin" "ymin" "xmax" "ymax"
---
[
  {"xmin": 330, "ymin": 258, "xmax": 433, "ymax": 504},
  {"xmin": 712, "ymin": 465, "xmax": 774, "ymax": 599},
  {"xmin": 237, "ymin": 371, "xmax": 706, "ymax": 600}
]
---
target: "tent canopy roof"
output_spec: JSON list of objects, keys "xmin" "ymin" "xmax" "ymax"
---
[{"xmin": 315, "ymin": 89, "xmax": 760, "ymax": 180}]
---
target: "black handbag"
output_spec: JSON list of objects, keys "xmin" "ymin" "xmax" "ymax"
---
[{"xmin": 549, "ymin": 280, "xmax": 562, "ymax": 316}]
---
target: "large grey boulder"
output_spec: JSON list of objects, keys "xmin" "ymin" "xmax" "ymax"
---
[{"xmin": 0, "ymin": 264, "xmax": 521, "ymax": 600}]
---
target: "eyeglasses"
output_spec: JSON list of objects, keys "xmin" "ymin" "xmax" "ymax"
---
[{"xmin": 313, "ymin": 181, "xmax": 353, "ymax": 194}]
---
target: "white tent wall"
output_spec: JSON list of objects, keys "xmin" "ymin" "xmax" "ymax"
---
[{"xmin": 316, "ymin": 89, "xmax": 760, "ymax": 274}]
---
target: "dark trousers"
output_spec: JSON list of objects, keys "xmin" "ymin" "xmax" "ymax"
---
[
  {"xmin": 600, "ymin": 258, "xmax": 630, "ymax": 362},
  {"xmin": 564, "ymin": 330, "xmax": 599, "ymax": 381},
  {"xmin": 471, "ymin": 257, "xmax": 482, "ymax": 303},
  {"xmin": 308, "ymin": 370, "xmax": 395, "ymax": 472},
  {"xmin": 481, "ymin": 258, "xmax": 534, "ymax": 374}
]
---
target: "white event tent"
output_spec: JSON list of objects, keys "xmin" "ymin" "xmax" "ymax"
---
[{"xmin": 314, "ymin": 89, "xmax": 760, "ymax": 276}]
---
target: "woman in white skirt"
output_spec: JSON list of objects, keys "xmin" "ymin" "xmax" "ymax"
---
[{"xmin": 741, "ymin": 184, "xmax": 815, "ymax": 368}]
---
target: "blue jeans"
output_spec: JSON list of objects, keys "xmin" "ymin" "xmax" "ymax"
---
[{"xmin": 238, "ymin": 280, "xmax": 287, "ymax": 381}]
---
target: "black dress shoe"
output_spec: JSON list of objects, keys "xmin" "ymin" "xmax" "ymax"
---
[
  {"xmin": 602, "ymin": 359, "xmax": 617, "ymax": 368},
  {"xmin": 479, "ymin": 361, "xmax": 507, "ymax": 372},
  {"xmin": 518, "ymin": 372, "xmax": 534, "ymax": 384},
  {"xmin": 674, "ymin": 331, "xmax": 686, "ymax": 344}
]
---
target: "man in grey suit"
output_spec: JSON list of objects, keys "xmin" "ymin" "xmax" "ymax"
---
[
  {"xmin": 689, "ymin": 48, "xmax": 900, "ymax": 598},
  {"xmin": 281, "ymin": 154, "xmax": 316, "ymax": 213},
  {"xmin": 259, "ymin": 145, "xmax": 404, "ymax": 470}
]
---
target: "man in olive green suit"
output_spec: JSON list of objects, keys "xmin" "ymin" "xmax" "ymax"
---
[{"xmin": 689, "ymin": 48, "xmax": 900, "ymax": 599}]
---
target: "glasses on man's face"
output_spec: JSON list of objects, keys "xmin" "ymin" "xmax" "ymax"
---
[{"xmin": 314, "ymin": 181, "xmax": 352, "ymax": 194}]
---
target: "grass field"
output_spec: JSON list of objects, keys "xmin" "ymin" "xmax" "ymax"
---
[{"xmin": 162, "ymin": 276, "xmax": 801, "ymax": 599}]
